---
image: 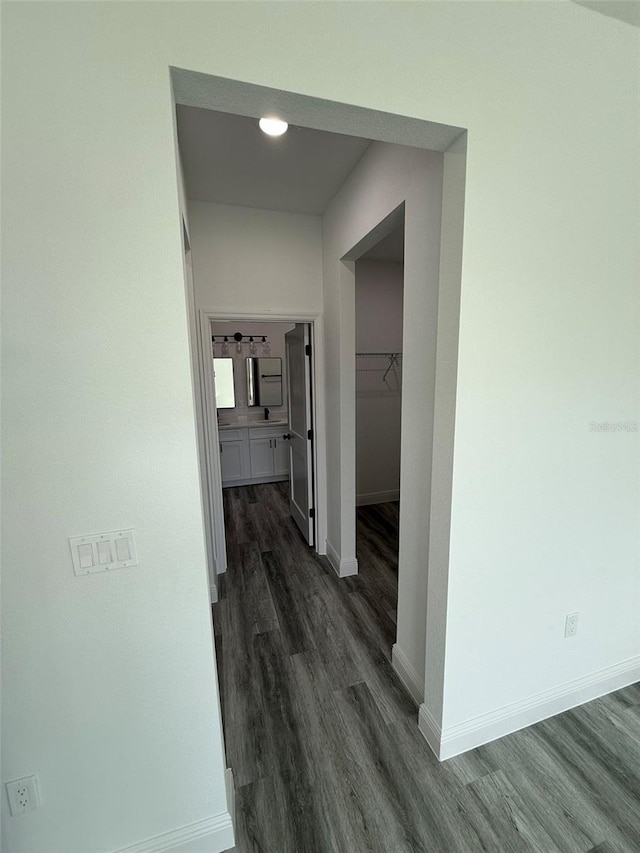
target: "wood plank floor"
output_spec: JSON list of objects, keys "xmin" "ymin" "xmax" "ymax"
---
[{"xmin": 213, "ymin": 482, "xmax": 640, "ymax": 852}]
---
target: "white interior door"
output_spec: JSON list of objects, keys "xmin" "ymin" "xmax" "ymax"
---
[{"xmin": 285, "ymin": 323, "xmax": 315, "ymax": 546}]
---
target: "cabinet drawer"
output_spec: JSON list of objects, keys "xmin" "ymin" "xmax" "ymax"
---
[
  {"xmin": 249, "ymin": 426, "xmax": 288, "ymax": 440},
  {"xmin": 219, "ymin": 428, "xmax": 244, "ymax": 442}
]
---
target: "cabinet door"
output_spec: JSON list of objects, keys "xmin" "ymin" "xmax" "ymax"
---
[
  {"xmin": 249, "ymin": 437, "xmax": 275, "ymax": 478},
  {"xmin": 272, "ymin": 436, "xmax": 290, "ymax": 476},
  {"xmin": 220, "ymin": 440, "xmax": 246, "ymax": 482}
]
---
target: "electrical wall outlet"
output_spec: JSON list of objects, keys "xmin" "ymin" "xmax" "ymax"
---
[
  {"xmin": 6, "ymin": 775, "xmax": 39, "ymax": 816},
  {"xmin": 564, "ymin": 612, "xmax": 579, "ymax": 638}
]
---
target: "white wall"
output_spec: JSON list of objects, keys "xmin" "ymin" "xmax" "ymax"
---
[
  {"xmin": 355, "ymin": 260, "xmax": 404, "ymax": 353},
  {"xmin": 323, "ymin": 142, "xmax": 445, "ymax": 687},
  {"xmin": 211, "ymin": 321, "xmax": 295, "ymax": 422},
  {"xmin": 2, "ymin": 4, "xmax": 638, "ymax": 851},
  {"xmin": 189, "ymin": 202, "xmax": 322, "ymax": 315},
  {"xmin": 355, "ymin": 260, "xmax": 404, "ymax": 504}
]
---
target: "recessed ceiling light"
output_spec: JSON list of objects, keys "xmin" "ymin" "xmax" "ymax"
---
[{"xmin": 259, "ymin": 117, "xmax": 288, "ymax": 137}]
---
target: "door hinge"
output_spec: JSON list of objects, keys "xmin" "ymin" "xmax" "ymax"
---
[
  {"xmin": 305, "ymin": 343, "xmax": 311, "ymax": 357},
  {"xmin": 307, "ymin": 429, "xmax": 313, "ymax": 441},
  {"xmin": 309, "ymin": 508, "xmax": 315, "ymax": 519}
]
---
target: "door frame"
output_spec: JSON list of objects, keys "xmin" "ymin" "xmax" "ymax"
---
[
  {"xmin": 174, "ymin": 69, "xmax": 466, "ymax": 759},
  {"xmin": 285, "ymin": 323, "xmax": 316, "ymax": 547},
  {"xmin": 197, "ymin": 308, "xmax": 326, "ymax": 586}
]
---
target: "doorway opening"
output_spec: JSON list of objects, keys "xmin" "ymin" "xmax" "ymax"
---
[
  {"xmin": 354, "ymin": 216, "xmax": 405, "ymax": 630},
  {"xmin": 173, "ymin": 68, "xmax": 467, "ymax": 763},
  {"xmin": 199, "ymin": 313, "xmax": 321, "ymax": 586}
]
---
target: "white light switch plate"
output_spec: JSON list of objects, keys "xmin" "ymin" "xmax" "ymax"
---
[{"xmin": 69, "ymin": 529, "xmax": 138, "ymax": 575}]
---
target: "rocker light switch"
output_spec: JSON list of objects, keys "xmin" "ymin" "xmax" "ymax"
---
[
  {"xmin": 97, "ymin": 540, "xmax": 112, "ymax": 565},
  {"xmin": 70, "ymin": 529, "xmax": 138, "ymax": 575},
  {"xmin": 115, "ymin": 537, "xmax": 131, "ymax": 562},
  {"xmin": 78, "ymin": 543, "xmax": 94, "ymax": 569}
]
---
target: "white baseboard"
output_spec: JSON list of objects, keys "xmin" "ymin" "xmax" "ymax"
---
[
  {"xmin": 356, "ymin": 489, "xmax": 400, "ymax": 507},
  {"xmin": 418, "ymin": 703, "xmax": 443, "ymax": 759},
  {"xmin": 391, "ymin": 644, "xmax": 423, "ymax": 706},
  {"xmin": 326, "ymin": 539, "xmax": 358, "ymax": 578},
  {"xmin": 225, "ymin": 767, "xmax": 235, "ymax": 840},
  {"xmin": 113, "ymin": 810, "xmax": 235, "ymax": 853},
  {"xmin": 210, "ymin": 584, "xmax": 218, "ymax": 604},
  {"xmin": 420, "ymin": 654, "xmax": 640, "ymax": 762}
]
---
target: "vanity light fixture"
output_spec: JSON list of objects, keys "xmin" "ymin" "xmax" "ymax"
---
[
  {"xmin": 212, "ymin": 332, "xmax": 271, "ymax": 356},
  {"xmin": 259, "ymin": 116, "xmax": 288, "ymax": 137}
]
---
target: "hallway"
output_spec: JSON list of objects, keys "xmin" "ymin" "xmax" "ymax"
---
[{"xmin": 213, "ymin": 483, "xmax": 640, "ymax": 852}]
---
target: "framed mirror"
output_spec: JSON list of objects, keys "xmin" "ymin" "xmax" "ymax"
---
[
  {"xmin": 213, "ymin": 358, "xmax": 235, "ymax": 408},
  {"xmin": 246, "ymin": 357, "xmax": 283, "ymax": 407}
]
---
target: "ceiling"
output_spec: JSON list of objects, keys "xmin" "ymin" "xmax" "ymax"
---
[
  {"xmin": 360, "ymin": 226, "xmax": 404, "ymax": 263},
  {"xmin": 572, "ymin": 0, "xmax": 640, "ymax": 27},
  {"xmin": 176, "ymin": 105, "xmax": 372, "ymax": 216}
]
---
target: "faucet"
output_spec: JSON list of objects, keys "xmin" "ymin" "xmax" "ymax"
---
[{"xmin": 264, "ymin": 407, "xmax": 270, "ymax": 421}]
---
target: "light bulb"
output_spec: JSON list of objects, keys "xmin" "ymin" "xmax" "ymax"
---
[{"xmin": 259, "ymin": 117, "xmax": 288, "ymax": 137}]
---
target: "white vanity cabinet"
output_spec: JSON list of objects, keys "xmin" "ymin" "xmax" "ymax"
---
[
  {"xmin": 273, "ymin": 434, "xmax": 290, "ymax": 477},
  {"xmin": 248, "ymin": 427, "xmax": 289, "ymax": 479},
  {"xmin": 218, "ymin": 429, "xmax": 250, "ymax": 483},
  {"xmin": 219, "ymin": 424, "xmax": 289, "ymax": 487}
]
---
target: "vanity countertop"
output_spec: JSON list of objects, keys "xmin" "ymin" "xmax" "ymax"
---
[{"xmin": 218, "ymin": 418, "xmax": 288, "ymax": 431}]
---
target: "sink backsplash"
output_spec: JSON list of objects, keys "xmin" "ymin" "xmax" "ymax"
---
[{"xmin": 218, "ymin": 411, "xmax": 288, "ymax": 426}]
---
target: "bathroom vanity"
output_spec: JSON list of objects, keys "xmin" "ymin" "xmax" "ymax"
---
[
  {"xmin": 215, "ymin": 352, "xmax": 290, "ymax": 487},
  {"xmin": 218, "ymin": 420, "xmax": 290, "ymax": 487}
]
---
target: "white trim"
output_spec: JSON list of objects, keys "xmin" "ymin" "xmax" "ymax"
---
[
  {"xmin": 225, "ymin": 767, "xmax": 235, "ymax": 839},
  {"xmin": 198, "ymin": 310, "xmax": 228, "ymax": 576},
  {"xmin": 421, "ymin": 655, "xmax": 640, "ymax": 762},
  {"xmin": 204, "ymin": 309, "xmax": 321, "ymax": 322},
  {"xmin": 210, "ymin": 584, "xmax": 218, "ymax": 604},
  {"xmin": 326, "ymin": 539, "xmax": 358, "ymax": 578},
  {"xmin": 326, "ymin": 540, "xmax": 340, "ymax": 575},
  {"xmin": 391, "ymin": 644, "xmax": 423, "ymax": 705},
  {"xmin": 112, "ymin": 811, "xmax": 234, "ymax": 853},
  {"xmin": 418, "ymin": 703, "xmax": 443, "ymax": 760},
  {"xmin": 356, "ymin": 489, "xmax": 400, "ymax": 507}
]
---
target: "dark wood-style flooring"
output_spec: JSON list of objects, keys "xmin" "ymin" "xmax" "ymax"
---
[{"xmin": 213, "ymin": 482, "xmax": 640, "ymax": 852}]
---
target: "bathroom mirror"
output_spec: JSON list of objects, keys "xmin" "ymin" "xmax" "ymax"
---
[
  {"xmin": 246, "ymin": 357, "xmax": 283, "ymax": 407},
  {"xmin": 213, "ymin": 358, "xmax": 235, "ymax": 409}
]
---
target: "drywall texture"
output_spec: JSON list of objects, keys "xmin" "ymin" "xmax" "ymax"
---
[
  {"xmin": 2, "ymin": 3, "xmax": 638, "ymax": 851},
  {"xmin": 355, "ymin": 260, "xmax": 404, "ymax": 503},
  {"xmin": 189, "ymin": 202, "xmax": 322, "ymax": 315}
]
